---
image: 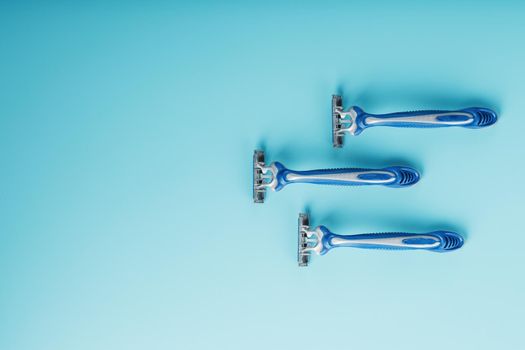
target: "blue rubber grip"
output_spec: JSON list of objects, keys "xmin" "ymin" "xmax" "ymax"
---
[
  {"xmin": 351, "ymin": 106, "xmax": 497, "ymax": 135},
  {"xmin": 317, "ymin": 226, "xmax": 464, "ymax": 255},
  {"xmin": 272, "ymin": 163, "xmax": 419, "ymax": 191}
]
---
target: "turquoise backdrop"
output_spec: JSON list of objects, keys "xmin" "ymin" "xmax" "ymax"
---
[{"xmin": 1, "ymin": 2, "xmax": 524, "ymax": 349}]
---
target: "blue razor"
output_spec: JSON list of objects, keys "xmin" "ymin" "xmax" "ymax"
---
[
  {"xmin": 332, "ymin": 94, "xmax": 498, "ymax": 147},
  {"xmin": 298, "ymin": 213, "xmax": 464, "ymax": 266},
  {"xmin": 253, "ymin": 150, "xmax": 420, "ymax": 203}
]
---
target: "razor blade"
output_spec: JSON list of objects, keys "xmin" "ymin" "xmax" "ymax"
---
[
  {"xmin": 252, "ymin": 150, "xmax": 420, "ymax": 203},
  {"xmin": 298, "ymin": 213, "xmax": 464, "ymax": 267},
  {"xmin": 332, "ymin": 94, "xmax": 498, "ymax": 148}
]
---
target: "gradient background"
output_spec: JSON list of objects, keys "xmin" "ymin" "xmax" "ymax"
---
[{"xmin": 1, "ymin": 2, "xmax": 524, "ymax": 349}]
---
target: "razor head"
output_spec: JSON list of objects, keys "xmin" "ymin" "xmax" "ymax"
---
[
  {"xmin": 332, "ymin": 95, "xmax": 344, "ymax": 148},
  {"xmin": 332, "ymin": 94, "xmax": 360, "ymax": 147},
  {"xmin": 253, "ymin": 150, "xmax": 266, "ymax": 203},
  {"xmin": 298, "ymin": 213, "xmax": 310, "ymax": 267}
]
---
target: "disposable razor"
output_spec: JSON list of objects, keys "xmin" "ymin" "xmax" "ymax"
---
[
  {"xmin": 332, "ymin": 94, "xmax": 498, "ymax": 147},
  {"xmin": 252, "ymin": 150, "xmax": 420, "ymax": 203},
  {"xmin": 298, "ymin": 213, "xmax": 464, "ymax": 266}
]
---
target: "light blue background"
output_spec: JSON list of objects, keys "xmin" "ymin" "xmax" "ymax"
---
[{"xmin": 1, "ymin": 2, "xmax": 524, "ymax": 349}]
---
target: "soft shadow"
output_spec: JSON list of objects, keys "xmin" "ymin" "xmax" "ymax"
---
[
  {"xmin": 262, "ymin": 141, "xmax": 423, "ymax": 174},
  {"xmin": 315, "ymin": 209, "xmax": 469, "ymax": 240},
  {"xmin": 256, "ymin": 139, "xmax": 267, "ymax": 152},
  {"xmin": 335, "ymin": 84, "xmax": 502, "ymax": 115}
]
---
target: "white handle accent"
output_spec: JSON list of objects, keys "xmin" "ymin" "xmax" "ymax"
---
[
  {"xmin": 365, "ymin": 112, "xmax": 474, "ymax": 126},
  {"xmin": 330, "ymin": 235, "xmax": 441, "ymax": 249},
  {"xmin": 284, "ymin": 171, "xmax": 396, "ymax": 184}
]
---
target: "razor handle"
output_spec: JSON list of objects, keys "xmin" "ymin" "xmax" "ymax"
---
[
  {"xmin": 318, "ymin": 227, "xmax": 463, "ymax": 254},
  {"xmin": 273, "ymin": 163, "xmax": 419, "ymax": 190},
  {"xmin": 353, "ymin": 106, "xmax": 497, "ymax": 132}
]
